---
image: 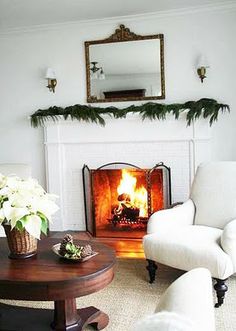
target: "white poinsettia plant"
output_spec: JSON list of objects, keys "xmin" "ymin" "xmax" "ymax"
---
[{"xmin": 0, "ymin": 174, "xmax": 59, "ymax": 240}]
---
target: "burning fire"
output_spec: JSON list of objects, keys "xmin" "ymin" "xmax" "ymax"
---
[{"xmin": 117, "ymin": 169, "xmax": 148, "ymax": 217}]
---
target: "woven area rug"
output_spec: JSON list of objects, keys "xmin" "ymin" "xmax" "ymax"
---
[{"xmin": 1, "ymin": 259, "xmax": 236, "ymax": 330}]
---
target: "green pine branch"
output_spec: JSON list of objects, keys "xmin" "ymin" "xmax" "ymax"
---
[{"xmin": 30, "ymin": 98, "xmax": 230, "ymax": 128}]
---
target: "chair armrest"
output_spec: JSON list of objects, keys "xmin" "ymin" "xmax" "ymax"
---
[
  {"xmin": 221, "ymin": 219, "xmax": 236, "ymax": 270},
  {"xmin": 147, "ymin": 199, "xmax": 195, "ymax": 234}
]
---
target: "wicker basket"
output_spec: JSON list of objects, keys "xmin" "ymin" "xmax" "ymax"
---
[{"xmin": 3, "ymin": 224, "xmax": 38, "ymax": 259}]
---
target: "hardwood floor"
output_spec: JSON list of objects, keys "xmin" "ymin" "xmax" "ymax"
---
[{"xmin": 50, "ymin": 231, "xmax": 145, "ymax": 258}]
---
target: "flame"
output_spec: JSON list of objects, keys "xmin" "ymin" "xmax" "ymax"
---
[{"xmin": 117, "ymin": 169, "xmax": 148, "ymax": 217}]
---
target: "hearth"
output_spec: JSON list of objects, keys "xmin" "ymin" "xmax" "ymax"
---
[{"xmin": 83, "ymin": 162, "xmax": 171, "ymax": 239}]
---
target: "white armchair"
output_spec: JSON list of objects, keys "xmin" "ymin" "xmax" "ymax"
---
[
  {"xmin": 134, "ymin": 268, "xmax": 215, "ymax": 331},
  {"xmin": 143, "ymin": 162, "xmax": 236, "ymax": 307}
]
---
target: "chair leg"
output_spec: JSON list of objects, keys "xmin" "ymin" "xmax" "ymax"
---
[
  {"xmin": 214, "ymin": 279, "xmax": 228, "ymax": 308},
  {"xmin": 146, "ymin": 260, "xmax": 157, "ymax": 284}
]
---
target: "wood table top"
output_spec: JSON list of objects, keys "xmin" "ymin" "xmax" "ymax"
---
[{"xmin": 0, "ymin": 237, "xmax": 116, "ymax": 301}]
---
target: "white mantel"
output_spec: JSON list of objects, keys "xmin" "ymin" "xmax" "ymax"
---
[{"xmin": 44, "ymin": 115, "xmax": 211, "ymax": 231}]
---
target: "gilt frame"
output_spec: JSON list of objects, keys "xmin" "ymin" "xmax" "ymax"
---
[{"xmin": 84, "ymin": 24, "xmax": 165, "ymax": 103}]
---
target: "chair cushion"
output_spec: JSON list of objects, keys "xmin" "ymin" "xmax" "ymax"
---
[
  {"xmin": 190, "ymin": 162, "xmax": 236, "ymax": 229},
  {"xmin": 143, "ymin": 225, "xmax": 234, "ymax": 279}
]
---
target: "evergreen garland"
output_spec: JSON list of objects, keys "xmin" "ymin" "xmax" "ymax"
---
[{"xmin": 30, "ymin": 98, "xmax": 229, "ymax": 128}]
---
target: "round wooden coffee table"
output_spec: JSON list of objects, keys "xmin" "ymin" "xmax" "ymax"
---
[{"xmin": 0, "ymin": 237, "xmax": 116, "ymax": 331}]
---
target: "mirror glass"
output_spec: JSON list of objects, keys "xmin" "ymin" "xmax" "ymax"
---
[{"xmin": 85, "ymin": 25, "xmax": 165, "ymax": 103}]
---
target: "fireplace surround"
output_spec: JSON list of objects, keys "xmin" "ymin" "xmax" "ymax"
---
[
  {"xmin": 43, "ymin": 115, "xmax": 211, "ymax": 232},
  {"xmin": 83, "ymin": 162, "xmax": 171, "ymax": 239}
]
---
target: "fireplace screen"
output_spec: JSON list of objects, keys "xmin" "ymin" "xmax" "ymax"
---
[{"xmin": 83, "ymin": 162, "xmax": 171, "ymax": 239}]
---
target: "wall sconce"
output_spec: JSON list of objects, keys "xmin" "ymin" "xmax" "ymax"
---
[
  {"xmin": 45, "ymin": 68, "xmax": 57, "ymax": 92},
  {"xmin": 197, "ymin": 55, "xmax": 210, "ymax": 83},
  {"xmin": 90, "ymin": 62, "xmax": 105, "ymax": 80}
]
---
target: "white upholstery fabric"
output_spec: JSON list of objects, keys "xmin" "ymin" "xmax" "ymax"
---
[
  {"xmin": 143, "ymin": 225, "xmax": 234, "ymax": 279},
  {"xmin": 190, "ymin": 162, "xmax": 236, "ymax": 229},
  {"xmin": 133, "ymin": 311, "xmax": 197, "ymax": 331},
  {"xmin": 143, "ymin": 162, "xmax": 236, "ymax": 280},
  {"xmin": 134, "ymin": 268, "xmax": 215, "ymax": 331},
  {"xmin": 221, "ymin": 219, "xmax": 236, "ymax": 272},
  {"xmin": 147, "ymin": 199, "xmax": 195, "ymax": 234},
  {"xmin": 0, "ymin": 163, "xmax": 31, "ymax": 179}
]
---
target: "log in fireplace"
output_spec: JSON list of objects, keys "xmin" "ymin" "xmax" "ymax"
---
[{"xmin": 82, "ymin": 162, "xmax": 171, "ymax": 239}]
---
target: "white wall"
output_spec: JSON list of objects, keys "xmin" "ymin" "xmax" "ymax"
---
[{"xmin": 0, "ymin": 6, "xmax": 236, "ymax": 188}]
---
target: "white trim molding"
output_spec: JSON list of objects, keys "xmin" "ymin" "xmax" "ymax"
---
[{"xmin": 0, "ymin": 1, "xmax": 236, "ymax": 36}]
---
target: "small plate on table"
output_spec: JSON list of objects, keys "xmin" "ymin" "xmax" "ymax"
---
[{"xmin": 52, "ymin": 243, "xmax": 98, "ymax": 262}]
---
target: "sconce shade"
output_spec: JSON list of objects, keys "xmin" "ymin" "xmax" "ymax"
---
[
  {"xmin": 45, "ymin": 67, "xmax": 57, "ymax": 92},
  {"xmin": 99, "ymin": 69, "xmax": 106, "ymax": 80},
  {"xmin": 45, "ymin": 68, "xmax": 56, "ymax": 79},
  {"xmin": 197, "ymin": 55, "xmax": 209, "ymax": 83},
  {"xmin": 197, "ymin": 55, "xmax": 209, "ymax": 68}
]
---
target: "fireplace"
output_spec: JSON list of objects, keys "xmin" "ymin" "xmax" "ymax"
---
[{"xmin": 83, "ymin": 162, "xmax": 171, "ymax": 239}]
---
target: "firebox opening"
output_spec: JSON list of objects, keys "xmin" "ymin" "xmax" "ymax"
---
[{"xmin": 83, "ymin": 162, "xmax": 171, "ymax": 239}]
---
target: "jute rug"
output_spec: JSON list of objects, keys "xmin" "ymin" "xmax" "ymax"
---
[{"xmin": 1, "ymin": 259, "xmax": 236, "ymax": 330}]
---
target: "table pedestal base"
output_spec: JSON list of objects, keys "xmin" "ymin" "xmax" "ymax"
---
[
  {"xmin": 0, "ymin": 300, "xmax": 109, "ymax": 331},
  {"xmin": 52, "ymin": 299, "xmax": 109, "ymax": 330}
]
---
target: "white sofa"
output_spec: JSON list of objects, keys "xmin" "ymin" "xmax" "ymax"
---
[{"xmin": 133, "ymin": 268, "xmax": 215, "ymax": 331}]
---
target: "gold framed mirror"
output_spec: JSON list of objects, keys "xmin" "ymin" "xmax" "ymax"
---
[{"xmin": 85, "ymin": 25, "xmax": 165, "ymax": 103}]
